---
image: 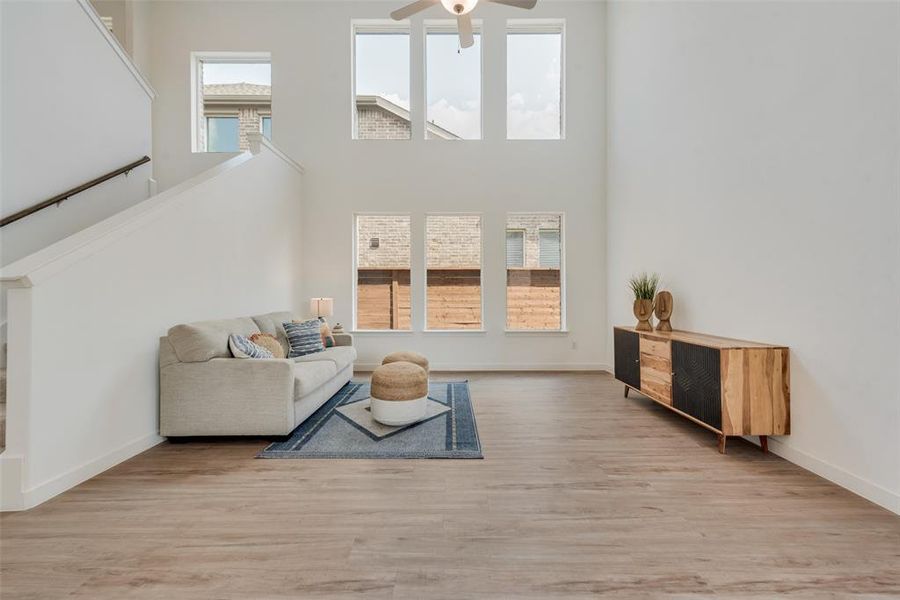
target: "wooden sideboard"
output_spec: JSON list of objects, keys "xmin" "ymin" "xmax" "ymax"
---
[{"xmin": 614, "ymin": 326, "xmax": 790, "ymax": 453}]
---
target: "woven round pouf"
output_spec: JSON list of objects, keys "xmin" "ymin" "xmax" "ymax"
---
[
  {"xmin": 370, "ymin": 362, "xmax": 428, "ymax": 426},
  {"xmin": 382, "ymin": 351, "xmax": 430, "ymax": 376}
]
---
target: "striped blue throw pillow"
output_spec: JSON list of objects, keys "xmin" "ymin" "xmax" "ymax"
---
[
  {"xmin": 229, "ymin": 334, "xmax": 273, "ymax": 359},
  {"xmin": 283, "ymin": 320, "xmax": 325, "ymax": 357}
]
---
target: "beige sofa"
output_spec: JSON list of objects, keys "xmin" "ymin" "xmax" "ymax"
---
[{"xmin": 159, "ymin": 311, "xmax": 355, "ymax": 437}]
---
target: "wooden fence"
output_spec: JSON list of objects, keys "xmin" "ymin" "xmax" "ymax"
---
[{"xmin": 356, "ymin": 268, "xmax": 560, "ymax": 330}]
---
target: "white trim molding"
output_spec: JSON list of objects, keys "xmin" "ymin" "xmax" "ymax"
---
[{"xmin": 76, "ymin": 0, "xmax": 156, "ymax": 99}]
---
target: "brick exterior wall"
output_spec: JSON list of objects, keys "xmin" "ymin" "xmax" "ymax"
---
[
  {"xmin": 357, "ymin": 215, "xmax": 411, "ymax": 268},
  {"xmin": 357, "ymin": 105, "xmax": 411, "ymax": 140},
  {"xmin": 356, "ymin": 214, "xmax": 560, "ymax": 269},
  {"xmin": 507, "ymin": 214, "xmax": 562, "ymax": 269},
  {"xmin": 426, "ymin": 215, "xmax": 482, "ymax": 268}
]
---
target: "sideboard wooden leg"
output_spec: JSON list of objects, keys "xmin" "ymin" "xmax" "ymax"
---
[
  {"xmin": 717, "ymin": 434, "xmax": 727, "ymax": 454},
  {"xmin": 759, "ymin": 435, "xmax": 769, "ymax": 454},
  {"xmin": 624, "ymin": 385, "xmax": 630, "ymax": 398}
]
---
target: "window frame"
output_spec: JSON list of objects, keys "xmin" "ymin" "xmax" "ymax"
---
[
  {"xmin": 504, "ymin": 212, "xmax": 567, "ymax": 333},
  {"xmin": 424, "ymin": 212, "xmax": 485, "ymax": 333},
  {"xmin": 506, "ymin": 19, "xmax": 566, "ymax": 141},
  {"xmin": 190, "ymin": 51, "xmax": 271, "ymax": 153},
  {"xmin": 351, "ymin": 20, "xmax": 412, "ymax": 141},
  {"xmin": 260, "ymin": 115, "xmax": 272, "ymax": 140},
  {"xmin": 424, "ymin": 20, "xmax": 484, "ymax": 141},
  {"xmin": 352, "ymin": 212, "xmax": 414, "ymax": 333}
]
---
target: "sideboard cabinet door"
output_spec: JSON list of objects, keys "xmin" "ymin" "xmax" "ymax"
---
[
  {"xmin": 672, "ymin": 341, "xmax": 722, "ymax": 430},
  {"xmin": 614, "ymin": 329, "xmax": 641, "ymax": 391}
]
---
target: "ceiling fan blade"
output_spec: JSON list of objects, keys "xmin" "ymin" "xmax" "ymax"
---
[
  {"xmin": 457, "ymin": 14, "xmax": 475, "ymax": 48},
  {"xmin": 485, "ymin": 0, "xmax": 538, "ymax": 8},
  {"xmin": 390, "ymin": 0, "xmax": 439, "ymax": 20}
]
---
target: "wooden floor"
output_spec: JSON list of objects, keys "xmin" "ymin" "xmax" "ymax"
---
[{"xmin": 1, "ymin": 372, "xmax": 898, "ymax": 599}]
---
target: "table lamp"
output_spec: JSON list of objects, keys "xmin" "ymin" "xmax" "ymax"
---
[{"xmin": 310, "ymin": 297, "xmax": 334, "ymax": 323}]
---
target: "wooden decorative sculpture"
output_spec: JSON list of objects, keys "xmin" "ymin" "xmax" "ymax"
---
[
  {"xmin": 633, "ymin": 299, "xmax": 654, "ymax": 331},
  {"xmin": 654, "ymin": 291, "xmax": 673, "ymax": 332}
]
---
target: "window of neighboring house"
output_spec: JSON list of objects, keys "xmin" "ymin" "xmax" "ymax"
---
[
  {"xmin": 506, "ymin": 230, "xmax": 525, "ymax": 268},
  {"xmin": 206, "ymin": 117, "xmax": 240, "ymax": 152},
  {"xmin": 191, "ymin": 53, "xmax": 271, "ymax": 153},
  {"xmin": 506, "ymin": 214, "xmax": 564, "ymax": 331},
  {"xmin": 426, "ymin": 23, "xmax": 482, "ymax": 140},
  {"xmin": 507, "ymin": 21, "xmax": 564, "ymax": 140},
  {"xmin": 539, "ymin": 229, "xmax": 561, "ymax": 268},
  {"xmin": 355, "ymin": 215, "xmax": 412, "ymax": 330},
  {"xmin": 353, "ymin": 23, "xmax": 411, "ymax": 140},
  {"xmin": 426, "ymin": 214, "xmax": 482, "ymax": 330},
  {"xmin": 260, "ymin": 116, "xmax": 272, "ymax": 140}
]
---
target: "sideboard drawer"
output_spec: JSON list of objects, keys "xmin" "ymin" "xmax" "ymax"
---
[{"xmin": 640, "ymin": 337, "xmax": 671, "ymax": 360}]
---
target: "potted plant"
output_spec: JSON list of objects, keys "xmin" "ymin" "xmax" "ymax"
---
[{"xmin": 628, "ymin": 272, "xmax": 659, "ymax": 331}]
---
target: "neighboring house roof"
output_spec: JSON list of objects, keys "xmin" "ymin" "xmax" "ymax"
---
[
  {"xmin": 356, "ymin": 95, "xmax": 460, "ymax": 140},
  {"xmin": 203, "ymin": 83, "xmax": 271, "ymax": 106}
]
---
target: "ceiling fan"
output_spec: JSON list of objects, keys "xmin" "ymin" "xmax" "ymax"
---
[{"xmin": 390, "ymin": 0, "xmax": 538, "ymax": 49}]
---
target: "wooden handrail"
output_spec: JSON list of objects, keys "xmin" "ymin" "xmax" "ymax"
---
[{"xmin": 0, "ymin": 156, "xmax": 151, "ymax": 228}]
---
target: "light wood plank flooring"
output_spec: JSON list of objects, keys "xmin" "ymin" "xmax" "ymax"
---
[{"xmin": 1, "ymin": 372, "xmax": 898, "ymax": 599}]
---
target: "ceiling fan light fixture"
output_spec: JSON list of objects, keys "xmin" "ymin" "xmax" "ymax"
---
[{"xmin": 440, "ymin": 0, "xmax": 478, "ymax": 15}]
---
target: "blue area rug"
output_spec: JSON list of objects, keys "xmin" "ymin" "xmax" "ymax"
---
[{"xmin": 258, "ymin": 381, "xmax": 483, "ymax": 459}]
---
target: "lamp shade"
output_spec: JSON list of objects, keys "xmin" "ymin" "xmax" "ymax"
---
[{"xmin": 310, "ymin": 297, "xmax": 334, "ymax": 318}]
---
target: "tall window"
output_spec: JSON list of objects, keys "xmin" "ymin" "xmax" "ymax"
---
[
  {"xmin": 506, "ymin": 214, "xmax": 564, "ymax": 330},
  {"xmin": 353, "ymin": 24, "xmax": 411, "ymax": 140},
  {"xmin": 507, "ymin": 22, "xmax": 564, "ymax": 140},
  {"xmin": 355, "ymin": 215, "xmax": 412, "ymax": 330},
  {"xmin": 426, "ymin": 24, "xmax": 482, "ymax": 140},
  {"xmin": 426, "ymin": 215, "xmax": 482, "ymax": 329},
  {"xmin": 192, "ymin": 53, "xmax": 272, "ymax": 153}
]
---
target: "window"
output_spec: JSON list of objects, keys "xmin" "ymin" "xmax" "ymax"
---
[
  {"xmin": 507, "ymin": 21, "xmax": 564, "ymax": 140},
  {"xmin": 426, "ymin": 24, "xmax": 481, "ymax": 140},
  {"xmin": 539, "ymin": 229, "xmax": 561, "ymax": 268},
  {"xmin": 355, "ymin": 215, "xmax": 411, "ymax": 330},
  {"xmin": 426, "ymin": 215, "xmax": 482, "ymax": 329},
  {"xmin": 506, "ymin": 214, "xmax": 564, "ymax": 330},
  {"xmin": 206, "ymin": 117, "xmax": 240, "ymax": 152},
  {"xmin": 506, "ymin": 230, "xmax": 525, "ymax": 268},
  {"xmin": 353, "ymin": 24, "xmax": 411, "ymax": 140},
  {"xmin": 191, "ymin": 53, "xmax": 271, "ymax": 153}
]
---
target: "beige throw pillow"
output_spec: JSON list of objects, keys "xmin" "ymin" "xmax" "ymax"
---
[{"xmin": 249, "ymin": 333, "xmax": 286, "ymax": 359}]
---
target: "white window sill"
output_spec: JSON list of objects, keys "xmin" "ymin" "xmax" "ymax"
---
[
  {"xmin": 422, "ymin": 329, "xmax": 487, "ymax": 334},
  {"xmin": 505, "ymin": 329, "xmax": 569, "ymax": 335},
  {"xmin": 350, "ymin": 329, "xmax": 414, "ymax": 334}
]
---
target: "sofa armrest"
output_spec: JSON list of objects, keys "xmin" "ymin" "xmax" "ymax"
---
[
  {"xmin": 333, "ymin": 333, "xmax": 353, "ymax": 347},
  {"xmin": 160, "ymin": 357, "xmax": 295, "ymax": 437}
]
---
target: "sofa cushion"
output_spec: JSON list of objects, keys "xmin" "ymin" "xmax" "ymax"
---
[
  {"xmin": 292, "ymin": 346, "xmax": 357, "ymax": 373},
  {"xmin": 251, "ymin": 311, "xmax": 293, "ymax": 356},
  {"xmin": 293, "ymin": 361, "xmax": 337, "ymax": 399},
  {"xmin": 167, "ymin": 317, "xmax": 260, "ymax": 363}
]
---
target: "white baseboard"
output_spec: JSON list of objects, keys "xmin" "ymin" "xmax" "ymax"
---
[
  {"xmin": 355, "ymin": 362, "xmax": 611, "ymax": 372},
  {"xmin": 744, "ymin": 436, "xmax": 900, "ymax": 515},
  {"xmin": 4, "ymin": 432, "xmax": 164, "ymax": 512}
]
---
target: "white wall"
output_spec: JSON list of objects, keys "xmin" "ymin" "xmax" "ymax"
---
[
  {"xmin": 145, "ymin": 0, "xmax": 607, "ymax": 370},
  {"xmin": 607, "ymin": 1, "xmax": 900, "ymax": 513},
  {"xmin": 0, "ymin": 143, "xmax": 303, "ymax": 510},
  {"xmin": 0, "ymin": 0, "xmax": 153, "ymax": 267}
]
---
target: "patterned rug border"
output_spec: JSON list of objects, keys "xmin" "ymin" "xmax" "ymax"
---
[{"xmin": 257, "ymin": 380, "xmax": 483, "ymax": 460}]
